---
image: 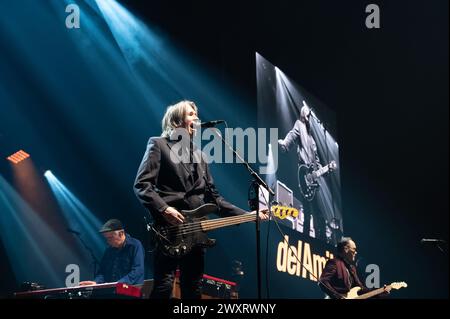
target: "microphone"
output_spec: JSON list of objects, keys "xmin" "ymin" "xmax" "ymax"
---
[
  {"xmin": 67, "ymin": 228, "xmax": 81, "ymax": 235},
  {"xmin": 420, "ymin": 238, "xmax": 446, "ymax": 243},
  {"xmin": 198, "ymin": 120, "xmax": 225, "ymax": 128}
]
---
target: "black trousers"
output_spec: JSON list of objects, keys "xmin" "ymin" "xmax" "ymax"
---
[{"xmin": 150, "ymin": 246, "xmax": 205, "ymax": 299}]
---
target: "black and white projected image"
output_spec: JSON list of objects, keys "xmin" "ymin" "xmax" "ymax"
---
[{"xmin": 257, "ymin": 54, "xmax": 343, "ymax": 245}]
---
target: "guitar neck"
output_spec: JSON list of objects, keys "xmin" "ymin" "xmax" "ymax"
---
[
  {"xmin": 354, "ymin": 286, "xmax": 388, "ymax": 299},
  {"xmin": 314, "ymin": 165, "xmax": 329, "ymax": 178},
  {"xmin": 200, "ymin": 212, "xmax": 257, "ymax": 231}
]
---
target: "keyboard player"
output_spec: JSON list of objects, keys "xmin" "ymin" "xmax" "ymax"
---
[{"xmin": 79, "ymin": 219, "xmax": 145, "ymax": 286}]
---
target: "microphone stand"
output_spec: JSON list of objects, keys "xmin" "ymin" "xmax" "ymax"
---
[
  {"xmin": 421, "ymin": 239, "xmax": 447, "ymax": 253},
  {"xmin": 209, "ymin": 127, "xmax": 274, "ymax": 299},
  {"xmin": 70, "ymin": 231, "xmax": 100, "ymax": 280}
]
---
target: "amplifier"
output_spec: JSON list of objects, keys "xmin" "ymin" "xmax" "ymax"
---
[{"xmin": 172, "ymin": 270, "xmax": 238, "ymax": 299}]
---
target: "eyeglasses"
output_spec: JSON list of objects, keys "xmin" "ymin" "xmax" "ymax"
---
[{"xmin": 346, "ymin": 246, "xmax": 357, "ymax": 253}]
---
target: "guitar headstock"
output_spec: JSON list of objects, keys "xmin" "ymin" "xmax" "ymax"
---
[
  {"xmin": 390, "ymin": 282, "xmax": 408, "ymax": 290},
  {"xmin": 271, "ymin": 205, "xmax": 299, "ymax": 219},
  {"xmin": 328, "ymin": 161, "xmax": 337, "ymax": 171}
]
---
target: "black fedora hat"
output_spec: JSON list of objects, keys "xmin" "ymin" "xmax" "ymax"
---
[{"xmin": 99, "ymin": 219, "xmax": 124, "ymax": 233}]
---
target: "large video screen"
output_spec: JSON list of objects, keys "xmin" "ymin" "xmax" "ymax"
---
[{"xmin": 257, "ymin": 53, "xmax": 343, "ymax": 246}]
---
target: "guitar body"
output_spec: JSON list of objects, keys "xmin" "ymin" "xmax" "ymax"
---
[
  {"xmin": 297, "ymin": 164, "xmax": 318, "ymax": 201},
  {"xmin": 297, "ymin": 161, "xmax": 337, "ymax": 202},
  {"xmin": 152, "ymin": 203, "xmax": 218, "ymax": 258},
  {"xmin": 344, "ymin": 286, "xmax": 362, "ymax": 299}
]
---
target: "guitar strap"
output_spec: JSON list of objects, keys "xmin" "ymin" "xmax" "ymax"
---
[{"xmin": 345, "ymin": 267, "xmax": 353, "ymax": 288}]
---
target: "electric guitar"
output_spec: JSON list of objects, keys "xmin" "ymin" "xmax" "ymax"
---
[
  {"xmin": 344, "ymin": 281, "xmax": 407, "ymax": 299},
  {"xmin": 298, "ymin": 160, "xmax": 337, "ymax": 201},
  {"xmin": 149, "ymin": 203, "xmax": 288, "ymax": 258}
]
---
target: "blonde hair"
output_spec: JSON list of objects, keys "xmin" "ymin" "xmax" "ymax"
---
[{"xmin": 161, "ymin": 100, "xmax": 198, "ymax": 138}]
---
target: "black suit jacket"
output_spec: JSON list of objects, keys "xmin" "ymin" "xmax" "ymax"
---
[{"xmin": 134, "ymin": 136, "xmax": 246, "ymax": 223}]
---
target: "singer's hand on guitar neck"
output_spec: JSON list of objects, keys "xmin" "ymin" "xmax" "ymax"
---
[
  {"xmin": 254, "ymin": 208, "xmax": 270, "ymax": 221},
  {"xmin": 383, "ymin": 284, "xmax": 392, "ymax": 294},
  {"xmin": 163, "ymin": 206, "xmax": 185, "ymax": 225}
]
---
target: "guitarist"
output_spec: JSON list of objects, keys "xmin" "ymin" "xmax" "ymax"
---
[
  {"xmin": 278, "ymin": 101, "xmax": 327, "ymax": 241},
  {"xmin": 319, "ymin": 237, "xmax": 390, "ymax": 299},
  {"xmin": 134, "ymin": 100, "xmax": 268, "ymax": 299}
]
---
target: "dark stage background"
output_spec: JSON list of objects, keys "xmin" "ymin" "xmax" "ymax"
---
[{"xmin": 0, "ymin": 0, "xmax": 448, "ymax": 298}]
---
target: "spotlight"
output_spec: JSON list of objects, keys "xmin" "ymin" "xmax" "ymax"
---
[{"xmin": 6, "ymin": 150, "xmax": 30, "ymax": 164}]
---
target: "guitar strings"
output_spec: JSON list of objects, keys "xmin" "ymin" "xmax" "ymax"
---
[
  {"xmin": 160, "ymin": 206, "xmax": 281, "ymax": 233},
  {"xmin": 155, "ymin": 207, "xmax": 279, "ymax": 240},
  {"xmin": 161, "ymin": 214, "xmax": 257, "ymax": 238},
  {"xmin": 168, "ymin": 214, "xmax": 256, "ymax": 237},
  {"xmin": 161, "ymin": 212, "xmax": 256, "ymax": 232},
  {"xmin": 161, "ymin": 212, "xmax": 255, "ymax": 231}
]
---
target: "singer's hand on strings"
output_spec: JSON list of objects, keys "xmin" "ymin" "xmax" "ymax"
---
[{"xmin": 163, "ymin": 207, "xmax": 185, "ymax": 225}]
